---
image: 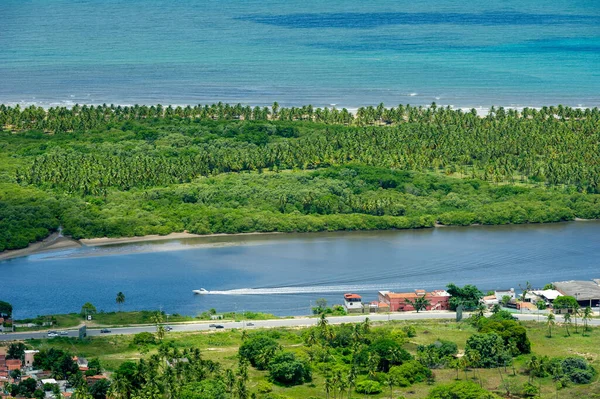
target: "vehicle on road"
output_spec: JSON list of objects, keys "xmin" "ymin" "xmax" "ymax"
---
[
  {"xmin": 59, "ymin": 331, "xmax": 68, "ymax": 336},
  {"xmin": 47, "ymin": 332, "xmax": 58, "ymax": 338},
  {"xmin": 100, "ymin": 329, "xmax": 111, "ymax": 333},
  {"xmin": 166, "ymin": 326, "xmax": 173, "ymax": 331},
  {"xmin": 209, "ymin": 324, "xmax": 217, "ymax": 328},
  {"xmin": 214, "ymin": 325, "xmax": 224, "ymax": 329},
  {"xmin": 246, "ymin": 322, "xmax": 254, "ymax": 326}
]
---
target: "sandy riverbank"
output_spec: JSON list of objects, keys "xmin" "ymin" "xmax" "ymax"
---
[
  {"xmin": 0, "ymin": 232, "xmax": 82, "ymax": 262},
  {"xmin": 79, "ymin": 231, "xmax": 280, "ymax": 247}
]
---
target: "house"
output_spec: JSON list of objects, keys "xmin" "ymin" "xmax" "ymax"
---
[
  {"xmin": 367, "ymin": 301, "xmax": 390, "ymax": 313},
  {"xmin": 24, "ymin": 350, "xmax": 39, "ymax": 370},
  {"xmin": 553, "ymin": 280, "xmax": 600, "ymax": 308},
  {"xmin": 481, "ymin": 295, "xmax": 498, "ymax": 307},
  {"xmin": 529, "ymin": 290, "xmax": 562, "ymax": 305},
  {"xmin": 379, "ymin": 289, "xmax": 450, "ymax": 312},
  {"xmin": 494, "ymin": 288, "xmax": 516, "ymax": 302},
  {"xmin": 6, "ymin": 359, "xmax": 21, "ymax": 371},
  {"xmin": 343, "ymin": 293, "xmax": 363, "ymax": 313}
]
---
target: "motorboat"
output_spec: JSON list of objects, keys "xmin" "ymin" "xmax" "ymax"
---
[{"xmin": 193, "ymin": 288, "xmax": 209, "ymax": 295}]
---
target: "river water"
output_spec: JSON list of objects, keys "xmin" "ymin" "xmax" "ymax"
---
[{"xmin": 2, "ymin": 222, "xmax": 599, "ymax": 319}]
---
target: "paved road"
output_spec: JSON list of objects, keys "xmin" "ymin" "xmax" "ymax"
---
[{"xmin": 1, "ymin": 311, "xmax": 598, "ymax": 342}]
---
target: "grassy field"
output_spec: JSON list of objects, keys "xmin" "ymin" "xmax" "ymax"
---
[
  {"xmin": 10, "ymin": 318, "xmax": 599, "ymax": 399},
  {"xmin": 14, "ymin": 310, "xmax": 281, "ymax": 331}
]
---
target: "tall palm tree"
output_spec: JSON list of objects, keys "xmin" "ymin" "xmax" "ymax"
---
[
  {"xmin": 116, "ymin": 292, "xmax": 125, "ymax": 312},
  {"xmin": 582, "ymin": 306, "xmax": 593, "ymax": 334},
  {"xmin": 562, "ymin": 313, "xmax": 571, "ymax": 337},
  {"xmin": 546, "ymin": 312, "xmax": 555, "ymax": 338}
]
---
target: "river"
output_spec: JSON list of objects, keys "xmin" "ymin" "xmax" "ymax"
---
[{"xmin": 2, "ymin": 222, "xmax": 599, "ymax": 319}]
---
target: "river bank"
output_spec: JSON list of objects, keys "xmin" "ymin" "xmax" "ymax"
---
[
  {"xmin": 2, "ymin": 219, "xmax": 599, "ymax": 263},
  {"xmin": 0, "ymin": 232, "xmax": 81, "ymax": 262}
]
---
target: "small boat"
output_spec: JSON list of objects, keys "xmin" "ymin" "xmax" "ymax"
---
[{"xmin": 193, "ymin": 288, "xmax": 209, "ymax": 295}]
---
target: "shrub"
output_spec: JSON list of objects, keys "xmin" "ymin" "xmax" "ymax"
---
[
  {"xmin": 239, "ymin": 335, "xmax": 280, "ymax": 370},
  {"xmin": 268, "ymin": 352, "xmax": 311, "ymax": 386},
  {"xmin": 465, "ymin": 333, "xmax": 511, "ymax": 368},
  {"xmin": 256, "ymin": 381, "xmax": 273, "ymax": 393},
  {"xmin": 561, "ymin": 357, "xmax": 596, "ymax": 384},
  {"xmin": 355, "ymin": 380, "xmax": 382, "ymax": 394},
  {"xmin": 389, "ymin": 360, "xmax": 433, "ymax": 385},
  {"xmin": 402, "ymin": 325, "xmax": 417, "ymax": 337},
  {"xmin": 427, "ymin": 381, "xmax": 500, "ymax": 398},
  {"xmin": 133, "ymin": 332, "xmax": 156, "ymax": 345}
]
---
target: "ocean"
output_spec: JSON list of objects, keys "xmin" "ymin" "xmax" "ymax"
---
[{"xmin": 0, "ymin": 0, "xmax": 599, "ymax": 109}]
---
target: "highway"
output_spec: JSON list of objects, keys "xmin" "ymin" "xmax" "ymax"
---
[{"xmin": 1, "ymin": 311, "xmax": 598, "ymax": 342}]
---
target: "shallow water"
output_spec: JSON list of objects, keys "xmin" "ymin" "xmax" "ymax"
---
[
  {"xmin": 1, "ymin": 0, "xmax": 599, "ymax": 108},
  {"xmin": 2, "ymin": 222, "xmax": 600, "ymax": 318}
]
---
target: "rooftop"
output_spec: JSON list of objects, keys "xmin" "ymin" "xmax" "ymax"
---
[
  {"xmin": 344, "ymin": 293, "xmax": 362, "ymax": 300},
  {"xmin": 531, "ymin": 289, "xmax": 562, "ymax": 300},
  {"xmin": 553, "ymin": 280, "xmax": 600, "ymax": 301}
]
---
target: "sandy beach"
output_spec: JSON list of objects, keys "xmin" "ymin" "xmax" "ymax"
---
[
  {"xmin": 0, "ymin": 232, "xmax": 82, "ymax": 262},
  {"xmin": 79, "ymin": 231, "xmax": 280, "ymax": 247}
]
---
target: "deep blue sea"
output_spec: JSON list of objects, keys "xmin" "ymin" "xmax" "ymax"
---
[{"xmin": 1, "ymin": 0, "xmax": 599, "ymax": 108}]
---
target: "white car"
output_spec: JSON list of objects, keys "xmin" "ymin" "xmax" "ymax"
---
[
  {"xmin": 47, "ymin": 332, "xmax": 58, "ymax": 338},
  {"xmin": 59, "ymin": 331, "xmax": 68, "ymax": 336}
]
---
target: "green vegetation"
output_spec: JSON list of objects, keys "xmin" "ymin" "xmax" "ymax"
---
[
  {"xmin": 1, "ymin": 103, "xmax": 600, "ymax": 252},
  {"xmin": 9, "ymin": 315, "xmax": 599, "ymax": 399}
]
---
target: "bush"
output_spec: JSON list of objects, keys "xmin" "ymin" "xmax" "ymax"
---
[
  {"xmin": 355, "ymin": 380, "xmax": 382, "ymax": 394},
  {"xmin": 561, "ymin": 357, "xmax": 596, "ymax": 384},
  {"xmin": 256, "ymin": 381, "xmax": 273, "ymax": 393},
  {"xmin": 239, "ymin": 335, "xmax": 280, "ymax": 370},
  {"xmin": 402, "ymin": 325, "xmax": 417, "ymax": 337},
  {"xmin": 389, "ymin": 360, "xmax": 433, "ymax": 385},
  {"xmin": 133, "ymin": 332, "xmax": 156, "ymax": 345},
  {"xmin": 465, "ymin": 333, "xmax": 511, "ymax": 368},
  {"xmin": 427, "ymin": 381, "xmax": 500, "ymax": 398},
  {"xmin": 268, "ymin": 352, "xmax": 311, "ymax": 386}
]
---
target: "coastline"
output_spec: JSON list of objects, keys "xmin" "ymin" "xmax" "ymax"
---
[
  {"xmin": 79, "ymin": 231, "xmax": 281, "ymax": 247},
  {"xmin": 2, "ymin": 218, "xmax": 599, "ymax": 263},
  {"xmin": 0, "ymin": 232, "xmax": 82, "ymax": 262}
]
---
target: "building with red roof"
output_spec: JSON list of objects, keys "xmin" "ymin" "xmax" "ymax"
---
[
  {"xmin": 343, "ymin": 293, "xmax": 363, "ymax": 313},
  {"xmin": 379, "ymin": 289, "xmax": 450, "ymax": 312}
]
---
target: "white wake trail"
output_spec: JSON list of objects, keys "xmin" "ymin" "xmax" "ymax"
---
[{"xmin": 205, "ymin": 284, "xmax": 408, "ymax": 295}]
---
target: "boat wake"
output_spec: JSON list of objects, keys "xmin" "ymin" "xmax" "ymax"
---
[{"xmin": 204, "ymin": 284, "xmax": 403, "ymax": 295}]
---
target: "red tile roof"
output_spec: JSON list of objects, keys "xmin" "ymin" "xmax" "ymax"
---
[
  {"xmin": 6, "ymin": 359, "xmax": 21, "ymax": 371},
  {"xmin": 344, "ymin": 293, "xmax": 362, "ymax": 299}
]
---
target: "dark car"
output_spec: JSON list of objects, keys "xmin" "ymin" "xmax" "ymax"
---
[
  {"xmin": 209, "ymin": 324, "xmax": 217, "ymax": 328},
  {"xmin": 214, "ymin": 325, "xmax": 224, "ymax": 329},
  {"xmin": 166, "ymin": 326, "xmax": 173, "ymax": 331},
  {"xmin": 100, "ymin": 328, "xmax": 111, "ymax": 333},
  {"xmin": 246, "ymin": 322, "xmax": 254, "ymax": 327}
]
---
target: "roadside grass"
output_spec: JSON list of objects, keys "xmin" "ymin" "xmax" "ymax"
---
[
  {"xmin": 14, "ymin": 310, "xmax": 280, "ymax": 331},
  {"xmin": 22, "ymin": 319, "xmax": 600, "ymax": 398}
]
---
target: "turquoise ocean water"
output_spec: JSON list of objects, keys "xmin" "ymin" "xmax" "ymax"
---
[{"xmin": 1, "ymin": 0, "xmax": 599, "ymax": 108}]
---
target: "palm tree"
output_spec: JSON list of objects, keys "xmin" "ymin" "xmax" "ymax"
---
[
  {"xmin": 546, "ymin": 312, "xmax": 555, "ymax": 338},
  {"xmin": 562, "ymin": 313, "xmax": 571, "ymax": 337},
  {"xmin": 116, "ymin": 292, "xmax": 125, "ymax": 312},
  {"xmin": 403, "ymin": 296, "xmax": 431, "ymax": 312},
  {"xmin": 582, "ymin": 306, "xmax": 593, "ymax": 334}
]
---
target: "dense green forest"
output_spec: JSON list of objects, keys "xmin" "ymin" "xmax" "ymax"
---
[{"xmin": 1, "ymin": 103, "xmax": 599, "ymax": 251}]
